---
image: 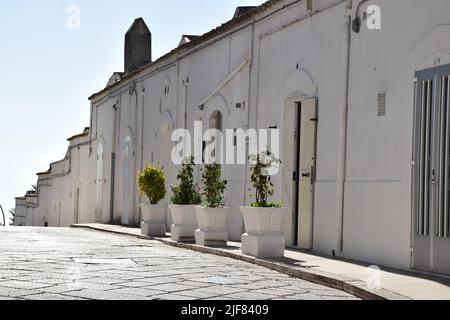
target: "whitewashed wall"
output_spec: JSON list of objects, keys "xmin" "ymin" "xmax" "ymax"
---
[
  {"xmin": 36, "ymin": 173, "xmax": 52, "ymax": 226},
  {"xmin": 20, "ymin": 0, "xmax": 450, "ymax": 271},
  {"xmin": 14, "ymin": 198, "xmax": 27, "ymax": 226},
  {"xmin": 14, "ymin": 195, "xmax": 37, "ymax": 226},
  {"xmin": 91, "ymin": 0, "xmax": 346, "ymax": 242},
  {"xmin": 28, "ymin": 133, "xmax": 95, "ymax": 228},
  {"xmin": 342, "ymin": 0, "xmax": 450, "ymax": 269}
]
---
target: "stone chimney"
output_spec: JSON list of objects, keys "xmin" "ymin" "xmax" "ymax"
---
[{"xmin": 124, "ymin": 18, "xmax": 152, "ymax": 74}]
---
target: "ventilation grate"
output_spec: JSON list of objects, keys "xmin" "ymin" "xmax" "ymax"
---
[{"xmin": 378, "ymin": 92, "xmax": 386, "ymax": 116}]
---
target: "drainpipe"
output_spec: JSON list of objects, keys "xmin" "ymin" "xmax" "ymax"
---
[
  {"xmin": 182, "ymin": 78, "xmax": 189, "ymax": 163},
  {"xmin": 176, "ymin": 61, "xmax": 180, "ymax": 130},
  {"xmin": 89, "ymin": 103, "xmax": 94, "ymax": 156},
  {"xmin": 335, "ymin": 0, "xmax": 352, "ymax": 256},
  {"xmin": 141, "ymin": 88, "xmax": 145, "ymax": 172},
  {"xmin": 182, "ymin": 77, "xmax": 193, "ymax": 179},
  {"xmin": 243, "ymin": 18, "xmax": 256, "ymax": 220},
  {"xmin": 139, "ymin": 87, "xmax": 145, "ymax": 220},
  {"xmin": 182, "ymin": 78, "xmax": 189, "ymax": 130},
  {"xmin": 110, "ymin": 101, "xmax": 118, "ymax": 224},
  {"xmin": 132, "ymin": 83, "xmax": 139, "ymax": 226}
]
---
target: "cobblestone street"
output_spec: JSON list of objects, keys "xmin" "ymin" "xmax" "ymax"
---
[{"xmin": 0, "ymin": 228, "xmax": 358, "ymax": 300}]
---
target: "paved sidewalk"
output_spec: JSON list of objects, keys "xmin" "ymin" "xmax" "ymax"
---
[
  {"xmin": 0, "ymin": 227, "xmax": 358, "ymax": 300},
  {"xmin": 72, "ymin": 223, "xmax": 450, "ymax": 300}
]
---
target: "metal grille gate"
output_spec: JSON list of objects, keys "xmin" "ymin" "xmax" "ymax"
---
[{"xmin": 413, "ymin": 64, "xmax": 450, "ymax": 274}]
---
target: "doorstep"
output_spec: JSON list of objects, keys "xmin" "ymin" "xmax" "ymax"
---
[{"xmin": 71, "ymin": 223, "xmax": 450, "ymax": 300}]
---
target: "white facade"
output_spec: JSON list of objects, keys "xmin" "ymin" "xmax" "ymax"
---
[
  {"xmin": 18, "ymin": 128, "xmax": 96, "ymax": 228},
  {"xmin": 16, "ymin": 0, "xmax": 450, "ymax": 275},
  {"xmin": 14, "ymin": 193, "xmax": 37, "ymax": 226}
]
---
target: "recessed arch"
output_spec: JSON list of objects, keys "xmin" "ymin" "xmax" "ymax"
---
[
  {"xmin": 209, "ymin": 110, "xmax": 223, "ymax": 131},
  {"xmin": 281, "ymin": 68, "xmax": 316, "ymax": 104},
  {"xmin": 279, "ymin": 68, "xmax": 317, "ymax": 247},
  {"xmin": 160, "ymin": 110, "xmax": 175, "ymax": 134},
  {"xmin": 95, "ymin": 140, "xmax": 104, "ymax": 222},
  {"xmin": 122, "ymin": 128, "xmax": 135, "ymax": 226},
  {"xmin": 203, "ymin": 94, "xmax": 230, "ymax": 130}
]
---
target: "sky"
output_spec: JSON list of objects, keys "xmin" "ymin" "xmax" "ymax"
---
[{"xmin": 0, "ymin": 0, "xmax": 266, "ymax": 225}]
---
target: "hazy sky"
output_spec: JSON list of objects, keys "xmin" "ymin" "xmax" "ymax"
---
[{"xmin": 0, "ymin": 0, "xmax": 265, "ymax": 224}]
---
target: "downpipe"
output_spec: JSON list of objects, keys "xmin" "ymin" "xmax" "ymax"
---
[
  {"xmin": 132, "ymin": 83, "xmax": 139, "ymax": 226},
  {"xmin": 335, "ymin": 0, "xmax": 352, "ymax": 257}
]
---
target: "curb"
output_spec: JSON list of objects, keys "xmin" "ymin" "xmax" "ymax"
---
[{"xmin": 71, "ymin": 224, "xmax": 410, "ymax": 300}]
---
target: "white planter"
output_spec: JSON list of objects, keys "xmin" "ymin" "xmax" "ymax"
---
[
  {"xmin": 140, "ymin": 204, "xmax": 167, "ymax": 237},
  {"xmin": 169, "ymin": 204, "xmax": 198, "ymax": 242},
  {"xmin": 240, "ymin": 206, "xmax": 287, "ymax": 258},
  {"xmin": 195, "ymin": 206, "xmax": 229, "ymax": 247}
]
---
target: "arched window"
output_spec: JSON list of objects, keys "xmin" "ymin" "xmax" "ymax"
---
[
  {"xmin": 208, "ymin": 111, "xmax": 223, "ymax": 164},
  {"xmin": 209, "ymin": 111, "xmax": 223, "ymax": 132},
  {"xmin": 164, "ymin": 78, "xmax": 170, "ymax": 98}
]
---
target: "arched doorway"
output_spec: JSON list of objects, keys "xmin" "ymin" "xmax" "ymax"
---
[
  {"xmin": 122, "ymin": 133, "xmax": 134, "ymax": 225},
  {"xmin": 95, "ymin": 142, "xmax": 104, "ymax": 222},
  {"xmin": 280, "ymin": 69, "xmax": 317, "ymax": 249}
]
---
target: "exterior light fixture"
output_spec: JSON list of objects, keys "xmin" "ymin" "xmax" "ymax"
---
[
  {"xmin": 352, "ymin": 16, "xmax": 361, "ymax": 33},
  {"xmin": 352, "ymin": 0, "xmax": 371, "ymax": 33}
]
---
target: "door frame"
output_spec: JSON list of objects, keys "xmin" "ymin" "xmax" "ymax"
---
[
  {"xmin": 412, "ymin": 63, "xmax": 450, "ymax": 274},
  {"xmin": 282, "ymin": 95, "xmax": 318, "ymax": 249},
  {"xmin": 297, "ymin": 97, "xmax": 318, "ymax": 249}
]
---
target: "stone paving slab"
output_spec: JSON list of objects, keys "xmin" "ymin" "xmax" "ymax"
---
[
  {"xmin": 0, "ymin": 227, "xmax": 358, "ymax": 300},
  {"xmin": 22, "ymin": 293, "xmax": 87, "ymax": 300},
  {"xmin": 71, "ymin": 223, "xmax": 450, "ymax": 300}
]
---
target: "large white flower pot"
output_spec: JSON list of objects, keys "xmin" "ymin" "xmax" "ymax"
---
[
  {"xmin": 169, "ymin": 204, "xmax": 198, "ymax": 242},
  {"xmin": 195, "ymin": 206, "xmax": 229, "ymax": 247},
  {"xmin": 240, "ymin": 206, "xmax": 287, "ymax": 258},
  {"xmin": 140, "ymin": 204, "xmax": 167, "ymax": 237}
]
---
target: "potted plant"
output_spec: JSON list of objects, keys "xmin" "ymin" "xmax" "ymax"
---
[
  {"xmin": 169, "ymin": 156, "xmax": 201, "ymax": 242},
  {"xmin": 240, "ymin": 151, "xmax": 287, "ymax": 258},
  {"xmin": 195, "ymin": 162, "xmax": 229, "ymax": 246},
  {"xmin": 138, "ymin": 163, "xmax": 167, "ymax": 237}
]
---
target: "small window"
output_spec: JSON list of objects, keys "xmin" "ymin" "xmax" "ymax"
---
[{"xmin": 164, "ymin": 79, "xmax": 170, "ymax": 98}]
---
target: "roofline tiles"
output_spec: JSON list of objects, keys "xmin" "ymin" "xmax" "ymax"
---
[{"xmin": 88, "ymin": 0, "xmax": 282, "ymax": 101}]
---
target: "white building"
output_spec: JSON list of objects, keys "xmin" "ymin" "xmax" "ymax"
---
[
  {"xmin": 17, "ymin": 128, "xmax": 96, "ymax": 227},
  {"xmin": 17, "ymin": 0, "xmax": 450, "ymax": 275},
  {"xmin": 14, "ymin": 192, "xmax": 37, "ymax": 227}
]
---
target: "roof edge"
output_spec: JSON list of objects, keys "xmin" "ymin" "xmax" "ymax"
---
[
  {"xmin": 88, "ymin": 0, "xmax": 281, "ymax": 101},
  {"xmin": 67, "ymin": 128, "xmax": 90, "ymax": 141}
]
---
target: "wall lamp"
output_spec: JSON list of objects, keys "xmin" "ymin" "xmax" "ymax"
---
[{"xmin": 352, "ymin": 0, "xmax": 372, "ymax": 33}]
